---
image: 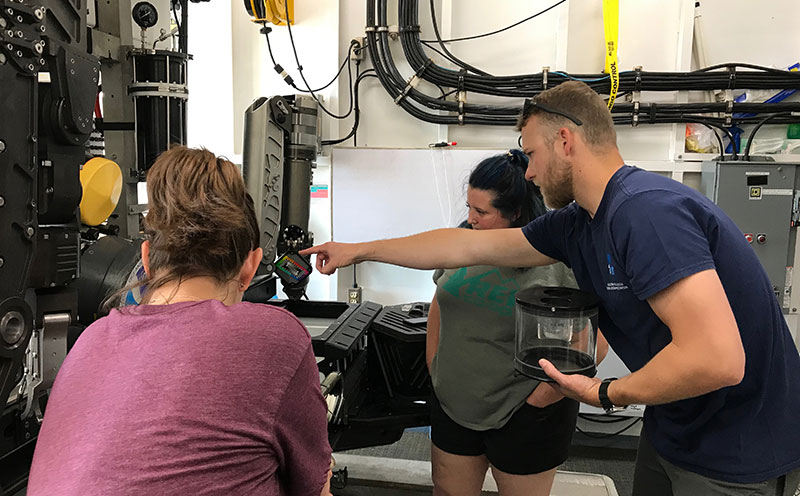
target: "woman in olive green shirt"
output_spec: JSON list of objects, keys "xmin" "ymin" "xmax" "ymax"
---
[{"xmin": 427, "ymin": 150, "xmax": 607, "ymax": 496}]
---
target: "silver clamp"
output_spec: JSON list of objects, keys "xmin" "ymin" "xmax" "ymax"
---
[
  {"xmin": 542, "ymin": 66, "xmax": 549, "ymax": 90},
  {"xmin": 393, "ymin": 74, "xmax": 420, "ymax": 104},
  {"xmin": 724, "ymin": 89, "xmax": 734, "ymax": 127},
  {"xmin": 632, "ymin": 66, "xmax": 642, "ymax": 127},
  {"xmin": 457, "ymin": 70, "xmax": 467, "ymax": 125}
]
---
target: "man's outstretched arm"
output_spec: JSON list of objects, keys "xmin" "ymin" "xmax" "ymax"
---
[{"xmin": 300, "ymin": 227, "xmax": 557, "ymax": 275}]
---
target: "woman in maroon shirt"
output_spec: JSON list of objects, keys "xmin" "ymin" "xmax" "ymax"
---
[{"xmin": 28, "ymin": 146, "xmax": 332, "ymax": 496}]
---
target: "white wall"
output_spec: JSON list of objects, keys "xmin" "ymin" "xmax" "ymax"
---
[
  {"xmin": 186, "ymin": 2, "xmax": 235, "ymax": 158},
  {"xmin": 185, "ymin": 0, "xmax": 800, "ymax": 303}
]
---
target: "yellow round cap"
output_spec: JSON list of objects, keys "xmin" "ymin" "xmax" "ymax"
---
[{"xmin": 79, "ymin": 157, "xmax": 123, "ymax": 226}]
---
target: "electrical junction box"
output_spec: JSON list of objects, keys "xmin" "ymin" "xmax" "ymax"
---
[
  {"xmin": 701, "ymin": 159, "xmax": 800, "ymax": 309},
  {"xmin": 348, "ymin": 287, "xmax": 362, "ymax": 304}
]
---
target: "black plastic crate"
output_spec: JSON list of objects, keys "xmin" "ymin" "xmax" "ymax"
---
[{"xmin": 370, "ymin": 303, "xmax": 431, "ymax": 398}]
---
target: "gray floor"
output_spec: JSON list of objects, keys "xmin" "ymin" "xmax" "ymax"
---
[{"xmin": 343, "ymin": 431, "xmax": 636, "ymax": 496}]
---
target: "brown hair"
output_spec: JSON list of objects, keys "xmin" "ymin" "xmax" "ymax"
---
[
  {"xmin": 113, "ymin": 146, "xmax": 259, "ymax": 306},
  {"xmin": 516, "ymin": 81, "xmax": 617, "ymax": 150}
]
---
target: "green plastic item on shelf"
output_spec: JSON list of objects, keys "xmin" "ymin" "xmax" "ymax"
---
[{"xmin": 788, "ymin": 124, "xmax": 800, "ymax": 140}]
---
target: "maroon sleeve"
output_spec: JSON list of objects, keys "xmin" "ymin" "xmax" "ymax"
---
[{"xmin": 273, "ymin": 342, "xmax": 332, "ymax": 495}]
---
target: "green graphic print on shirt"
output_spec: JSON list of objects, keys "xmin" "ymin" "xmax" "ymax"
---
[{"xmin": 440, "ymin": 267, "xmax": 521, "ymax": 317}]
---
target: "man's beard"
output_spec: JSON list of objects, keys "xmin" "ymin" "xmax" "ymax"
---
[{"xmin": 540, "ymin": 156, "xmax": 574, "ymax": 209}]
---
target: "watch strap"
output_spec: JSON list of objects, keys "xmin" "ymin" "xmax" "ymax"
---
[{"xmin": 598, "ymin": 377, "xmax": 618, "ymax": 412}]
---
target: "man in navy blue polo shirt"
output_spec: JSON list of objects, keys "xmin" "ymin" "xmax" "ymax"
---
[{"xmin": 302, "ymin": 81, "xmax": 800, "ymax": 495}]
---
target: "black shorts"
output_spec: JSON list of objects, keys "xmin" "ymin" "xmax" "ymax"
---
[{"xmin": 430, "ymin": 391, "xmax": 579, "ymax": 475}]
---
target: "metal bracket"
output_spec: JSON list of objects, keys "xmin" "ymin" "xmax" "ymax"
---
[
  {"xmin": 128, "ymin": 203, "xmax": 148, "ymax": 215},
  {"xmin": 22, "ymin": 312, "xmax": 70, "ymax": 420}
]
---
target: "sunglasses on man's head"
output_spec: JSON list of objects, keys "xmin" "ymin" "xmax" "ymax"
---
[
  {"xmin": 518, "ymin": 99, "xmax": 584, "ymax": 147},
  {"xmin": 522, "ymin": 99, "xmax": 584, "ymax": 127}
]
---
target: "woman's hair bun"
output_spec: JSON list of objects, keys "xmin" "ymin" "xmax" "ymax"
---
[{"xmin": 507, "ymin": 148, "xmax": 529, "ymax": 169}]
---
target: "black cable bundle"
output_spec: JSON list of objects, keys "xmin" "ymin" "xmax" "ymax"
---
[
  {"xmin": 361, "ymin": 0, "xmax": 800, "ymax": 130},
  {"xmin": 258, "ymin": 0, "xmax": 800, "ymax": 145}
]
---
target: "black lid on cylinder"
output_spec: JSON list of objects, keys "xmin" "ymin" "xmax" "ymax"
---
[{"xmin": 515, "ymin": 286, "xmax": 599, "ymax": 314}]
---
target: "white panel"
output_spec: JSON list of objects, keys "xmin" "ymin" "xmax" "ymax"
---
[
  {"xmin": 230, "ymin": 5, "xmax": 265, "ymax": 156},
  {"xmin": 187, "ymin": 2, "xmax": 235, "ymax": 157},
  {"xmin": 331, "ymin": 147, "xmax": 504, "ymax": 304},
  {"xmin": 446, "ymin": 0, "xmax": 564, "ymax": 75},
  {"xmin": 695, "ymin": 0, "xmax": 800, "ymax": 69},
  {"xmin": 332, "ymin": 147, "xmax": 499, "ymax": 241}
]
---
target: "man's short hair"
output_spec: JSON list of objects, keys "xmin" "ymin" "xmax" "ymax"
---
[{"xmin": 516, "ymin": 81, "xmax": 617, "ymax": 150}]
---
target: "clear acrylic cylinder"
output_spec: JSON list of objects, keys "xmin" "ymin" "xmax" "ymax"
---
[{"xmin": 514, "ymin": 287, "xmax": 599, "ymax": 382}]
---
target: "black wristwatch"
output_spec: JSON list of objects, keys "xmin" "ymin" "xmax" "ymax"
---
[{"xmin": 598, "ymin": 377, "xmax": 625, "ymax": 414}]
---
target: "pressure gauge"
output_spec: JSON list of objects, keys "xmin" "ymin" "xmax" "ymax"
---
[{"xmin": 132, "ymin": 2, "xmax": 159, "ymax": 29}]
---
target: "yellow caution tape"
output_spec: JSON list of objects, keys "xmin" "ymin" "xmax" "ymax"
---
[{"xmin": 602, "ymin": 0, "xmax": 620, "ymax": 110}]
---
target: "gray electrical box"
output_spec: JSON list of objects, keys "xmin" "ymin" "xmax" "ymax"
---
[{"xmin": 701, "ymin": 160, "xmax": 800, "ymax": 309}]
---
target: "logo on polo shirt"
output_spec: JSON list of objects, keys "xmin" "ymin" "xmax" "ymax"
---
[{"xmin": 605, "ymin": 253, "xmax": 629, "ymax": 292}]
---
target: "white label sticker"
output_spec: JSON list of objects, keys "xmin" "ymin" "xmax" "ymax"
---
[
  {"xmin": 763, "ymin": 189, "xmax": 793, "ymax": 196},
  {"xmin": 745, "ymin": 171, "xmax": 770, "ymax": 176}
]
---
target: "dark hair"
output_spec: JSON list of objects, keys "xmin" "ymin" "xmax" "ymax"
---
[
  {"xmin": 466, "ymin": 149, "xmax": 546, "ymax": 228},
  {"xmin": 109, "ymin": 146, "xmax": 259, "ymax": 307},
  {"xmin": 515, "ymin": 81, "xmax": 617, "ymax": 149}
]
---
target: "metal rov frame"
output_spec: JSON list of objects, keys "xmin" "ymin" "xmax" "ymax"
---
[
  {"xmin": 267, "ymin": 299, "xmax": 432, "ymax": 453},
  {"xmin": 243, "ymin": 94, "xmax": 319, "ymax": 299},
  {"xmin": 1, "ymin": 1, "xmax": 190, "ymax": 491}
]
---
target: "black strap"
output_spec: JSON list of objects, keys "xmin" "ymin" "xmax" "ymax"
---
[
  {"xmin": 634, "ymin": 66, "xmax": 643, "ymax": 93},
  {"xmin": 649, "ymin": 103, "xmax": 658, "ymax": 124},
  {"xmin": 417, "ymin": 59, "xmax": 432, "ymax": 78},
  {"xmin": 599, "ymin": 377, "xmax": 618, "ymax": 411},
  {"xmin": 727, "ymin": 66, "xmax": 737, "ymax": 90},
  {"xmin": 457, "ymin": 69, "xmax": 466, "ymax": 94}
]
